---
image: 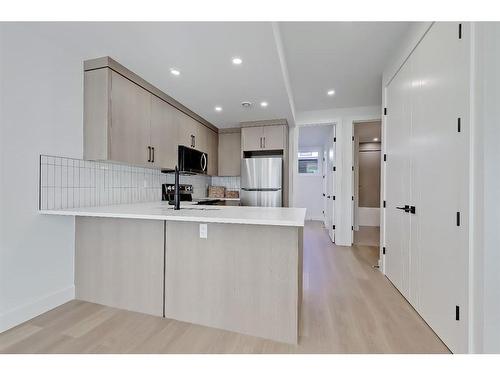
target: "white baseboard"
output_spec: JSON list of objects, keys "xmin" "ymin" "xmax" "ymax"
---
[
  {"xmin": 0, "ymin": 285, "xmax": 75, "ymax": 333},
  {"xmin": 306, "ymin": 216, "xmax": 324, "ymax": 221}
]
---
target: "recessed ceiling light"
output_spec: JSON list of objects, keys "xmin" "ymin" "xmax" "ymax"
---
[
  {"xmin": 327, "ymin": 89, "xmax": 335, "ymax": 96},
  {"xmin": 170, "ymin": 68, "xmax": 180, "ymax": 76},
  {"xmin": 232, "ymin": 57, "xmax": 243, "ymax": 65},
  {"xmin": 214, "ymin": 106, "xmax": 222, "ymax": 112},
  {"xmin": 373, "ymin": 137, "xmax": 379, "ymax": 142},
  {"xmin": 260, "ymin": 101, "xmax": 268, "ymax": 107}
]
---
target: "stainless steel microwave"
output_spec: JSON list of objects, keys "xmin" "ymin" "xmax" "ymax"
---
[{"xmin": 178, "ymin": 145, "xmax": 208, "ymax": 175}]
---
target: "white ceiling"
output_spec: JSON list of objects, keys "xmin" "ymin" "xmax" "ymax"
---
[
  {"xmin": 25, "ymin": 22, "xmax": 411, "ymax": 129},
  {"xmin": 299, "ymin": 125, "xmax": 332, "ymax": 148},
  {"xmin": 278, "ymin": 22, "xmax": 411, "ymax": 112}
]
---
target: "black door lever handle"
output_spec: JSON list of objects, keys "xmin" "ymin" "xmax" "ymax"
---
[{"xmin": 396, "ymin": 205, "xmax": 410, "ymax": 213}]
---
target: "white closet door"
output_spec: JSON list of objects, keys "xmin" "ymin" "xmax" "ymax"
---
[
  {"xmin": 327, "ymin": 126, "xmax": 336, "ymax": 242},
  {"xmin": 411, "ymin": 22, "xmax": 469, "ymax": 353},
  {"xmin": 385, "ymin": 59, "xmax": 412, "ymax": 300}
]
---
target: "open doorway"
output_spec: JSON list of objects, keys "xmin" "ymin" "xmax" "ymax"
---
[
  {"xmin": 295, "ymin": 124, "xmax": 336, "ymax": 242},
  {"xmin": 353, "ymin": 121, "xmax": 381, "ymax": 247}
]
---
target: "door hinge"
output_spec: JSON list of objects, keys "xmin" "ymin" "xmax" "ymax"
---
[
  {"xmin": 332, "ymin": 225, "xmax": 335, "ymax": 230},
  {"xmin": 352, "ymin": 196, "xmax": 354, "ymax": 201},
  {"xmin": 457, "ymin": 117, "xmax": 461, "ymax": 133},
  {"xmin": 383, "ymin": 246, "xmax": 386, "ymax": 255},
  {"xmin": 352, "ymin": 136, "xmax": 355, "ymax": 142},
  {"xmin": 456, "ymin": 305, "xmax": 460, "ymax": 320},
  {"xmin": 351, "ymin": 166, "xmax": 354, "ymax": 171},
  {"xmin": 459, "ymin": 23, "xmax": 462, "ymax": 39},
  {"xmin": 322, "ymin": 210, "xmax": 324, "ymax": 214},
  {"xmin": 383, "ymin": 200, "xmax": 386, "ymax": 208},
  {"xmin": 333, "ymin": 137, "xmax": 336, "ymax": 142},
  {"xmin": 384, "ymin": 154, "xmax": 387, "ymax": 162},
  {"xmin": 333, "ymin": 196, "xmax": 335, "ymax": 200},
  {"xmin": 333, "ymin": 166, "xmax": 336, "ymax": 171},
  {"xmin": 384, "ymin": 107, "xmax": 387, "ymax": 116},
  {"xmin": 351, "ymin": 225, "xmax": 354, "ymax": 231},
  {"xmin": 456, "ymin": 212, "xmax": 461, "ymax": 226}
]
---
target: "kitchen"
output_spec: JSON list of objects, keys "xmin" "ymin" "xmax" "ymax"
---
[
  {"xmin": 1, "ymin": 18, "xmax": 499, "ymax": 363},
  {"xmin": 37, "ymin": 56, "xmax": 304, "ymax": 344}
]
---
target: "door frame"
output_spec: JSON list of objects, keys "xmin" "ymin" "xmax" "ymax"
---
[{"xmin": 291, "ymin": 122, "xmax": 336, "ymax": 240}]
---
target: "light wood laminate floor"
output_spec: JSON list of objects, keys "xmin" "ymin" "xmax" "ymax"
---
[{"xmin": 0, "ymin": 221, "xmax": 449, "ymax": 354}]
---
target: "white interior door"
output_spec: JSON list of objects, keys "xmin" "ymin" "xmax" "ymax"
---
[
  {"xmin": 410, "ymin": 22, "xmax": 469, "ymax": 353},
  {"xmin": 322, "ymin": 149, "xmax": 328, "ymax": 227},
  {"xmin": 385, "ymin": 58, "xmax": 412, "ymax": 300},
  {"xmin": 328, "ymin": 125, "xmax": 336, "ymax": 242},
  {"xmin": 384, "ymin": 22, "xmax": 469, "ymax": 353}
]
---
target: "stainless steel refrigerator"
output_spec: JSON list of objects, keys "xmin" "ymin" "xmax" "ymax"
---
[{"xmin": 240, "ymin": 157, "xmax": 282, "ymax": 207}]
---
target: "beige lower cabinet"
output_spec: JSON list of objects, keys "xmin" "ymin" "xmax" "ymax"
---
[
  {"xmin": 164, "ymin": 221, "xmax": 302, "ymax": 344},
  {"xmin": 218, "ymin": 130, "xmax": 241, "ymax": 176},
  {"xmin": 75, "ymin": 217, "xmax": 164, "ymax": 317},
  {"xmin": 75, "ymin": 217, "xmax": 302, "ymax": 344}
]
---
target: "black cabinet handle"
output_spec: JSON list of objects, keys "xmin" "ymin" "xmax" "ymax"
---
[
  {"xmin": 147, "ymin": 146, "xmax": 151, "ymax": 162},
  {"xmin": 396, "ymin": 205, "xmax": 410, "ymax": 212},
  {"xmin": 151, "ymin": 147, "xmax": 155, "ymax": 163}
]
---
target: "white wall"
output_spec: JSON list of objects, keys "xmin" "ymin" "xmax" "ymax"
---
[
  {"xmin": 473, "ymin": 22, "xmax": 500, "ymax": 354},
  {"xmin": 296, "ymin": 106, "xmax": 381, "ymax": 246},
  {"xmin": 295, "ymin": 147, "xmax": 324, "ymax": 220},
  {"xmin": 0, "ymin": 25, "xmax": 85, "ymax": 331}
]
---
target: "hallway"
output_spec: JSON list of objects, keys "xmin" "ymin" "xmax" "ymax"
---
[{"xmin": 0, "ymin": 221, "xmax": 448, "ymax": 353}]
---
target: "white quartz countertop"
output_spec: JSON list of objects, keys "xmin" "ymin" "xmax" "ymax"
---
[{"xmin": 40, "ymin": 202, "xmax": 306, "ymax": 227}]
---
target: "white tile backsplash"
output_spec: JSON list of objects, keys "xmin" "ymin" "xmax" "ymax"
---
[
  {"xmin": 39, "ymin": 155, "xmax": 168, "ymax": 210},
  {"xmin": 39, "ymin": 155, "xmax": 241, "ymax": 209}
]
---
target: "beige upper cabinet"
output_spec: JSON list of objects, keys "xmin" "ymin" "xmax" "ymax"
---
[
  {"xmin": 109, "ymin": 71, "xmax": 152, "ymax": 167},
  {"xmin": 177, "ymin": 111, "xmax": 200, "ymax": 150},
  {"xmin": 262, "ymin": 125, "xmax": 285, "ymax": 150},
  {"xmin": 150, "ymin": 95, "xmax": 178, "ymax": 170},
  {"xmin": 207, "ymin": 130, "xmax": 218, "ymax": 176},
  {"xmin": 84, "ymin": 58, "xmax": 219, "ymax": 171},
  {"xmin": 241, "ymin": 126, "xmax": 264, "ymax": 151},
  {"xmin": 218, "ymin": 131, "xmax": 241, "ymax": 176},
  {"xmin": 241, "ymin": 124, "xmax": 286, "ymax": 152}
]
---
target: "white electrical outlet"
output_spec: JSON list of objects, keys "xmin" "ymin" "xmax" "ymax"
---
[{"xmin": 199, "ymin": 223, "xmax": 208, "ymax": 239}]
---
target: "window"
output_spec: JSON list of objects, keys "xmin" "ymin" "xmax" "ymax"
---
[{"xmin": 298, "ymin": 151, "xmax": 320, "ymax": 174}]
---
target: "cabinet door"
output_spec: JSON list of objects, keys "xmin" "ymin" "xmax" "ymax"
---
[
  {"xmin": 262, "ymin": 125, "xmax": 285, "ymax": 150},
  {"xmin": 110, "ymin": 71, "xmax": 151, "ymax": 166},
  {"xmin": 241, "ymin": 126, "xmax": 264, "ymax": 151},
  {"xmin": 177, "ymin": 111, "xmax": 200, "ymax": 149},
  {"xmin": 218, "ymin": 132, "xmax": 241, "ymax": 176},
  {"xmin": 196, "ymin": 123, "xmax": 210, "ymax": 153},
  {"xmin": 76, "ymin": 217, "xmax": 164, "ymax": 317},
  {"xmin": 150, "ymin": 95, "xmax": 178, "ymax": 170},
  {"xmin": 207, "ymin": 130, "xmax": 218, "ymax": 176}
]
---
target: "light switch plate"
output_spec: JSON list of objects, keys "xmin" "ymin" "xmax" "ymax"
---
[{"xmin": 199, "ymin": 223, "xmax": 208, "ymax": 239}]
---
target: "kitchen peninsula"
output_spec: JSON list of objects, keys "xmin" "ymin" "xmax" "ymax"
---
[{"xmin": 41, "ymin": 202, "xmax": 305, "ymax": 344}]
